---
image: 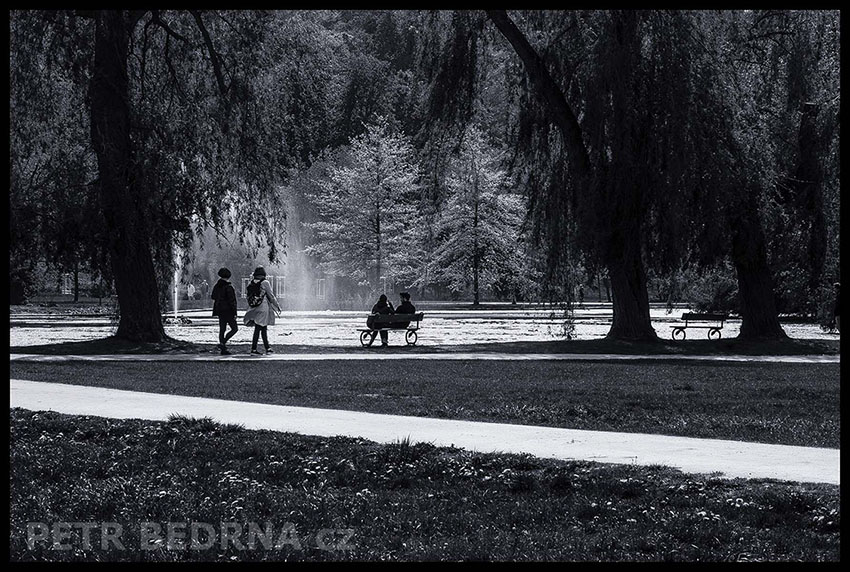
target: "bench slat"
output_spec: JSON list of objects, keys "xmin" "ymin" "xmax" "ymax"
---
[
  {"xmin": 681, "ymin": 313, "xmax": 728, "ymax": 321},
  {"xmin": 370, "ymin": 313, "xmax": 424, "ymax": 324},
  {"xmin": 358, "ymin": 327, "xmax": 418, "ymax": 332}
]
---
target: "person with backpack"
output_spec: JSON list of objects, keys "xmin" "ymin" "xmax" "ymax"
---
[
  {"xmin": 210, "ymin": 267, "xmax": 238, "ymax": 355},
  {"xmin": 243, "ymin": 266, "xmax": 281, "ymax": 354}
]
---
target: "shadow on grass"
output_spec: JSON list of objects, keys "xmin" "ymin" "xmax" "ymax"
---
[
  {"xmin": 9, "ymin": 336, "xmax": 208, "ymax": 355},
  {"xmin": 450, "ymin": 337, "xmax": 840, "ymax": 356},
  {"xmin": 10, "ymin": 334, "xmax": 839, "ymax": 357}
]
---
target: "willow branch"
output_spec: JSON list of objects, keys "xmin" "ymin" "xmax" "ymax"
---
[{"xmin": 190, "ymin": 10, "xmax": 229, "ymax": 97}]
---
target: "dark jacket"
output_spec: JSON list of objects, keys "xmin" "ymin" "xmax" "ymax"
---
[
  {"xmin": 391, "ymin": 300, "xmax": 416, "ymax": 328},
  {"xmin": 367, "ymin": 300, "xmax": 394, "ymax": 328},
  {"xmin": 211, "ymin": 279, "xmax": 238, "ymax": 318},
  {"xmin": 396, "ymin": 301, "xmax": 416, "ymax": 315}
]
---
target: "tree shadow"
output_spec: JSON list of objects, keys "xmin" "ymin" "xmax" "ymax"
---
[{"xmin": 10, "ymin": 336, "xmax": 207, "ymax": 355}]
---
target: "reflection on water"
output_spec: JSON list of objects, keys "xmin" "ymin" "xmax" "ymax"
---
[{"xmin": 9, "ymin": 306, "xmax": 837, "ymax": 348}]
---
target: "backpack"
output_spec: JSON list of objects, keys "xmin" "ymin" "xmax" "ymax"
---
[{"xmin": 246, "ymin": 280, "xmax": 265, "ymax": 308}]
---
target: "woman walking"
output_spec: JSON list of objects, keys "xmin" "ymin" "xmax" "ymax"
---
[
  {"xmin": 210, "ymin": 267, "xmax": 238, "ymax": 355},
  {"xmin": 243, "ymin": 266, "xmax": 282, "ymax": 354}
]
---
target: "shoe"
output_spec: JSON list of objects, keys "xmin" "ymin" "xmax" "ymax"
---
[
  {"xmin": 250, "ymin": 349, "xmax": 263, "ymax": 355},
  {"xmin": 265, "ymin": 348, "xmax": 274, "ymax": 354},
  {"xmin": 220, "ymin": 347, "xmax": 231, "ymax": 355}
]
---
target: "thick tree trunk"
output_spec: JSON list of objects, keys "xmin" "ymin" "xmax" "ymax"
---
[
  {"xmin": 728, "ymin": 187, "xmax": 787, "ymax": 339},
  {"xmin": 604, "ymin": 218, "xmax": 657, "ymax": 340},
  {"xmin": 607, "ymin": 263, "xmax": 655, "ymax": 339},
  {"xmin": 90, "ymin": 10, "xmax": 165, "ymax": 342}
]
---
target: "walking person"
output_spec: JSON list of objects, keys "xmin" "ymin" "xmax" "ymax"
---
[
  {"xmin": 243, "ymin": 266, "xmax": 281, "ymax": 355},
  {"xmin": 210, "ymin": 267, "xmax": 238, "ymax": 355},
  {"xmin": 366, "ymin": 294, "xmax": 394, "ymax": 347}
]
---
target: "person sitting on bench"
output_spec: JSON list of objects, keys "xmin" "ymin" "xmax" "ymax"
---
[
  {"xmin": 366, "ymin": 294, "xmax": 394, "ymax": 347},
  {"xmin": 390, "ymin": 292, "xmax": 416, "ymax": 329}
]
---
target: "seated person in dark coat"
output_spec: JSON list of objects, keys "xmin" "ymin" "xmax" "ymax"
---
[
  {"xmin": 390, "ymin": 292, "xmax": 416, "ymax": 329},
  {"xmin": 366, "ymin": 294, "xmax": 394, "ymax": 346}
]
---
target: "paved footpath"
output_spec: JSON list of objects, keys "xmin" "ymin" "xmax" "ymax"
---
[
  {"xmin": 10, "ymin": 379, "xmax": 839, "ymax": 485},
  {"xmin": 8, "ymin": 352, "xmax": 841, "ymax": 363}
]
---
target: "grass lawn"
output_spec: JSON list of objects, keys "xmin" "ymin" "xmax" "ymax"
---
[
  {"xmin": 9, "ymin": 359, "xmax": 840, "ymax": 448},
  {"xmin": 9, "ymin": 409, "xmax": 839, "ymax": 562}
]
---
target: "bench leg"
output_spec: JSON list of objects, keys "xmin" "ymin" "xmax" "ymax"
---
[
  {"xmin": 360, "ymin": 331, "xmax": 374, "ymax": 347},
  {"xmin": 405, "ymin": 330, "xmax": 418, "ymax": 346}
]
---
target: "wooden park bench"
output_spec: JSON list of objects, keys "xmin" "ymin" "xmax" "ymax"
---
[
  {"xmin": 670, "ymin": 312, "xmax": 729, "ymax": 340},
  {"xmin": 357, "ymin": 312, "xmax": 424, "ymax": 347}
]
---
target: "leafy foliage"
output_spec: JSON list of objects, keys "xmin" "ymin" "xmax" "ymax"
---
[
  {"xmin": 302, "ymin": 116, "xmax": 420, "ymax": 292},
  {"xmin": 428, "ymin": 126, "xmax": 529, "ymax": 302}
]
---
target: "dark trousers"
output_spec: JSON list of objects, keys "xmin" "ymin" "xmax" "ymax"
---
[
  {"xmin": 252, "ymin": 325, "xmax": 269, "ymax": 350},
  {"xmin": 218, "ymin": 315, "xmax": 238, "ymax": 346},
  {"xmin": 369, "ymin": 329, "xmax": 389, "ymax": 344}
]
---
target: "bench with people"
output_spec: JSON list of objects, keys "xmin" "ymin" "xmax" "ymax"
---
[{"xmin": 358, "ymin": 292, "xmax": 424, "ymax": 347}]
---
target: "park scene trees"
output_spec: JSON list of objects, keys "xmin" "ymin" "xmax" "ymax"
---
[
  {"xmin": 8, "ymin": 10, "xmax": 841, "ymax": 562},
  {"xmin": 10, "ymin": 9, "xmax": 840, "ymax": 342}
]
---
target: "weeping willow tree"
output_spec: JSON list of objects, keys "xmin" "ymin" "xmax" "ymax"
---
[
  {"xmin": 486, "ymin": 9, "xmax": 818, "ymax": 340},
  {"xmin": 487, "ymin": 10, "xmax": 660, "ymax": 339},
  {"xmin": 10, "ymin": 10, "xmax": 330, "ymax": 341}
]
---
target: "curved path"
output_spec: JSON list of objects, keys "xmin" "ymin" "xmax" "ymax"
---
[
  {"xmin": 10, "ymin": 379, "xmax": 839, "ymax": 485},
  {"xmin": 8, "ymin": 352, "xmax": 840, "ymax": 363}
]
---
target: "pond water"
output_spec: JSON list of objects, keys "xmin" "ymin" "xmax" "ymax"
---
[{"xmin": 9, "ymin": 303, "xmax": 835, "ymax": 348}]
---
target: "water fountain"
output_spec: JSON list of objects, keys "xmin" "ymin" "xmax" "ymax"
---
[
  {"xmin": 165, "ymin": 245, "xmax": 191, "ymax": 326},
  {"xmin": 173, "ymin": 257, "xmax": 179, "ymax": 321}
]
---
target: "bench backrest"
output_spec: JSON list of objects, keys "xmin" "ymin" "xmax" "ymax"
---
[
  {"xmin": 371, "ymin": 312, "xmax": 424, "ymax": 324},
  {"xmin": 682, "ymin": 312, "xmax": 728, "ymax": 322}
]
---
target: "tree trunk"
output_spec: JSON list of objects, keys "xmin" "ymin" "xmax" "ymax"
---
[
  {"xmin": 798, "ymin": 102, "xmax": 826, "ymax": 312},
  {"xmin": 375, "ymin": 202, "xmax": 382, "ymax": 294},
  {"xmin": 604, "ymin": 219, "xmax": 657, "ymax": 340},
  {"xmin": 73, "ymin": 262, "xmax": 79, "ymax": 303},
  {"xmin": 472, "ymin": 187, "xmax": 480, "ymax": 306},
  {"xmin": 728, "ymin": 186, "xmax": 787, "ymax": 339},
  {"xmin": 90, "ymin": 10, "xmax": 165, "ymax": 342},
  {"xmin": 473, "ymin": 256, "xmax": 480, "ymax": 306}
]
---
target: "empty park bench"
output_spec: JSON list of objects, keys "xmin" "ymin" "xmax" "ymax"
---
[
  {"xmin": 670, "ymin": 312, "xmax": 729, "ymax": 340},
  {"xmin": 358, "ymin": 313, "xmax": 424, "ymax": 347}
]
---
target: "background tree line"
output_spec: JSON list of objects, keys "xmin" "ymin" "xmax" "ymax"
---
[{"xmin": 9, "ymin": 9, "xmax": 839, "ymax": 341}]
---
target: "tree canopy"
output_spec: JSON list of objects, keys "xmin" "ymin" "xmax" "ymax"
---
[{"xmin": 9, "ymin": 9, "xmax": 840, "ymax": 341}]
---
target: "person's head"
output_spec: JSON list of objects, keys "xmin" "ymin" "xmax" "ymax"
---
[
  {"xmin": 253, "ymin": 266, "xmax": 267, "ymax": 280},
  {"xmin": 400, "ymin": 292, "xmax": 410, "ymax": 302},
  {"xmin": 378, "ymin": 294, "xmax": 387, "ymax": 303},
  {"xmin": 218, "ymin": 267, "xmax": 231, "ymax": 279}
]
